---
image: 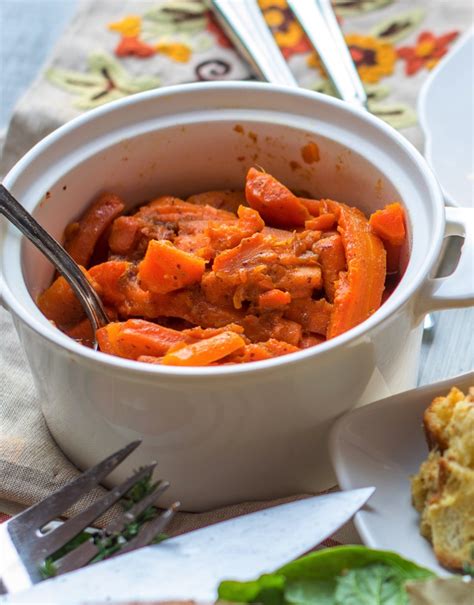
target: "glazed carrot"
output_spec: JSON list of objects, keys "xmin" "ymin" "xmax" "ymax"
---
[
  {"xmin": 300, "ymin": 198, "xmax": 328, "ymax": 216},
  {"xmin": 241, "ymin": 314, "xmax": 302, "ymax": 346},
  {"xmin": 313, "ymin": 234, "xmax": 346, "ymax": 302},
  {"xmin": 245, "ymin": 168, "xmax": 310, "ymax": 228},
  {"xmin": 369, "ymin": 202, "xmax": 406, "ymax": 246},
  {"xmin": 326, "ymin": 202, "xmax": 386, "ymax": 338},
  {"xmin": 37, "ymin": 272, "xmax": 88, "ymax": 327},
  {"xmin": 258, "ymin": 289, "xmax": 292, "ymax": 310},
  {"xmin": 226, "ymin": 338, "xmax": 300, "ymax": 363},
  {"xmin": 213, "ymin": 232, "xmax": 276, "ymax": 276},
  {"xmin": 182, "ymin": 323, "xmax": 245, "ymax": 340},
  {"xmin": 65, "ymin": 318, "xmax": 94, "ymax": 346},
  {"xmin": 207, "ymin": 205, "xmax": 264, "ymax": 252},
  {"xmin": 161, "ymin": 331, "xmax": 245, "ymax": 366},
  {"xmin": 275, "ymin": 266, "xmax": 322, "ymax": 298},
  {"xmin": 285, "ymin": 298, "xmax": 333, "ymax": 336},
  {"xmin": 108, "ymin": 216, "xmax": 140, "ymax": 255},
  {"xmin": 88, "ymin": 261, "xmax": 130, "ymax": 306},
  {"xmin": 97, "ymin": 319, "xmax": 187, "ymax": 359},
  {"xmin": 186, "ymin": 190, "xmax": 246, "ymax": 213},
  {"xmin": 138, "ymin": 240, "xmax": 206, "ymax": 294},
  {"xmin": 305, "ymin": 213, "xmax": 337, "ymax": 231},
  {"xmin": 64, "ymin": 192, "xmax": 125, "ymax": 267},
  {"xmin": 369, "ymin": 203, "xmax": 406, "ymax": 273},
  {"xmin": 96, "ymin": 322, "xmax": 122, "ymax": 355}
]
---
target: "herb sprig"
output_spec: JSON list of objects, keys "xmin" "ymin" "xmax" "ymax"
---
[{"xmin": 40, "ymin": 470, "xmax": 168, "ymax": 579}]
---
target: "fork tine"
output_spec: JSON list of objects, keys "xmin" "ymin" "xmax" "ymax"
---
[
  {"xmin": 55, "ymin": 480, "xmax": 170, "ymax": 575},
  {"xmin": 109, "ymin": 502, "xmax": 180, "ymax": 558},
  {"xmin": 31, "ymin": 463, "xmax": 157, "ymax": 560},
  {"xmin": 104, "ymin": 480, "xmax": 170, "ymax": 535},
  {"xmin": 12, "ymin": 441, "xmax": 141, "ymax": 536}
]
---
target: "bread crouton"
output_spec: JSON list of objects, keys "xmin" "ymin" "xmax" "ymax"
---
[{"xmin": 411, "ymin": 386, "xmax": 474, "ymax": 572}]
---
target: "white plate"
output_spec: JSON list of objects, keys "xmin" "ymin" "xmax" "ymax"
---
[
  {"xmin": 418, "ymin": 29, "xmax": 474, "ymax": 208},
  {"xmin": 329, "ymin": 371, "xmax": 474, "ymax": 575}
]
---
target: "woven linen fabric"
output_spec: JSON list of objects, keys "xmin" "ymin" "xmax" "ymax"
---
[{"xmin": 0, "ymin": 0, "xmax": 471, "ymax": 537}]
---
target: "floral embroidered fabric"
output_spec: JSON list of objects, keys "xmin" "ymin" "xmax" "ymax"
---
[{"xmin": 1, "ymin": 0, "xmax": 469, "ymax": 177}]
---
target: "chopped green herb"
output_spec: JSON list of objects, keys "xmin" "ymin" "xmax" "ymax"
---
[
  {"xmin": 40, "ymin": 470, "xmax": 168, "ymax": 578},
  {"xmin": 218, "ymin": 546, "xmax": 435, "ymax": 604}
]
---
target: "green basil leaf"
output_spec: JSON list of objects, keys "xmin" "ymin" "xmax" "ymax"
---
[
  {"xmin": 285, "ymin": 578, "xmax": 337, "ymax": 604},
  {"xmin": 218, "ymin": 573, "xmax": 285, "ymax": 603},
  {"xmin": 335, "ymin": 564, "xmax": 406, "ymax": 605}
]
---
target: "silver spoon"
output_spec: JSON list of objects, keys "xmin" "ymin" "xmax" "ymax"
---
[{"xmin": 0, "ymin": 184, "xmax": 109, "ymax": 345}]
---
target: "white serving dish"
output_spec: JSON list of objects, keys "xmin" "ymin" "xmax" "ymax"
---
[
  {"xmin": 1, "ymin": 82, "xmax": 473, "ymax": 511},
  {"xmin": 419, "ymin": 29, "xmax": 474, "ymax": 208},
  {"xmin": 330, "ymin": 371, "xmax": 474, "ymax": 575}
]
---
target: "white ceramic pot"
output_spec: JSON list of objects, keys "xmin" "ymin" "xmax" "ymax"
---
[{"xmin": 1, "ymin": 83, "xmax": 473, "ymax": 511}]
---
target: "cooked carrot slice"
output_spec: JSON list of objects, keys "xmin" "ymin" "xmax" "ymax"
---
[
  {"xmin": 96, "ymin": 322, "xmax": 123, "ymax": 355},
  {"xmin": 369, "ymin": 203, "xmax": 406, "ymax": 273},
  {"xmin": 245, "ymin": 168, "xmax": 310, "ymax": 228},
  {"xmin": 285, "ymin": 298, "xmax": 333, "ymax": 336},
  {"xmin": 108, "ymin": 216, "xmax": 140, "ymax": 255},
  {"xmin": 326, "ymin": 202, "xmax": 386, "ymax": 338},
  {"xmin": 369, "ymin": 202, "xmax": 406, "ymax": 246},
  {"xmin": 138, "ymin": 240, "xmax": 206, "ymax": 294},
  {"xmin": 64, "ymin": 192, "xmax": 125, "ymax": 267},
  {"xmin": 299, "ymin": 198, "xmax": 328, "ymax": 216},
  {"xmin": 313, "ymin": 234, "xmax": 346, "ymax": 302},
  {"xmin": 305, "ymin": 213, "xmax": 337, "ymax": 231},
  {"xmin": 65, "ymin": 318, "xmax": 94, "ymax": 346},
  {"xmin": 258, "ymin": 289, "xmax": 291, "ymax": 310},
  {"xmin": 37, "ymin": 272, "xmax": 88, "ymax": 327},
  {"xmin": 161, "ymin": 331, "xmax": 245, "ymax": 366},
  {"xmin": 186, "ymin": 190, "xmax": 246, "ymax": 213},
  {"xmin": 241, "ymin": 314, "xmax": 302, "ymax": 346},
  {"xmin": 207, "ymin": 205, "xmax": 264, "ymax": 252},
  {"xmin": 182, "ymin": 323, "xmax": 245, "ymax": 341},
  {"xmin": 89, "ymin": 261, "xmax": 130, "ymax": 306},
  {"xmin": 96, "ymin": 319, "xmax": 187, "ymax": 360},
  {"xmin": 225, "ymin": 338, "xmax": 300, "ymax": 363}
]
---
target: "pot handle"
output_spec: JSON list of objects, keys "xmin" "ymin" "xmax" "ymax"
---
[{"xmin": 418, "ymin": 206, "xmax": 474, "ymax": 314}]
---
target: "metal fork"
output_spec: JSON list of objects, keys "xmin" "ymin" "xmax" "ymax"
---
[{"xmin": 0, "ymin": 441, "xmax": 179, "ymax": 595}]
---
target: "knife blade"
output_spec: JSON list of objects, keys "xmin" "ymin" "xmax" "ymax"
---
[{"xmin": 3, "ymin": 487, "xmax": 374, "ymax": 604}]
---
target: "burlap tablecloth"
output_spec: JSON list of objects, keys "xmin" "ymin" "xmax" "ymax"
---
[{"xmin": 0, "ymin": 0, "xmax": 471, "ymax": 536}]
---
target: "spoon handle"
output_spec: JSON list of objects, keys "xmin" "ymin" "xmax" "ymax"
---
[
  {"xmin": 0, "ymin": 185, "xmax": 109, "ymax": 334},
  {"xmin": 208, "ymin": 0, "xmax": 298, "ymax": 87},
  {"xmin": 287, "ymin": 0, "xmax": 368, "ymax": 109}
]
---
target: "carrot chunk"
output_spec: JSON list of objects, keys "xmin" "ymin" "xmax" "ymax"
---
[
  {"xmin": 245, "ymin": 168, "xmax": 310, "ymax": 228},
  {"xmin": 305, "ymin": 213, "xmax": 337, "ymax": 231},
  {"xmin": 64, "ymin": 192, "xmax": 125, "ymax": 267},
  {"xmin": 108, "ymin": 216, "xmax": 140, "ymax": 255},
  {"xmin": 37, "ymin": 272, "xmax": 88, "ymax": 327},
  {"xmin": 313, "ymin": 234, "xmax": 346, "ymax": 302},
  {"xmin": 207, "ymin": 205, "xmax": 264, "ymax": 252},
  {"xmin": 369, "ymin": 203, "xmax": 406, "ymax": 273},
  {"xmin": 285, "ymin": 298, "xmax": 333, "ymax": 336},
  {"xmin": 369, "ymin": 202, "xmax": 406, "ymax": 246},
  {"xmin": 88, "ymin": 261, "xmax": 130, "ymax": 306},
  {"xmin": 258, "ymin": 289, "xmax": 292, "ymax": 310},
  {"xmin": 161, "ymin": 331, "xmax": 245, "ymax": 366},
  {"xmin": 97, "ymin": 319, "xmax": 187, "ymax": 359},
  {"xmin": 138, "ymin": 240, "xmax": 206, "ymax": 294},
  {"xmin": 326, "ymin": 202, "xmax": 386, "ymax": 338}
]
